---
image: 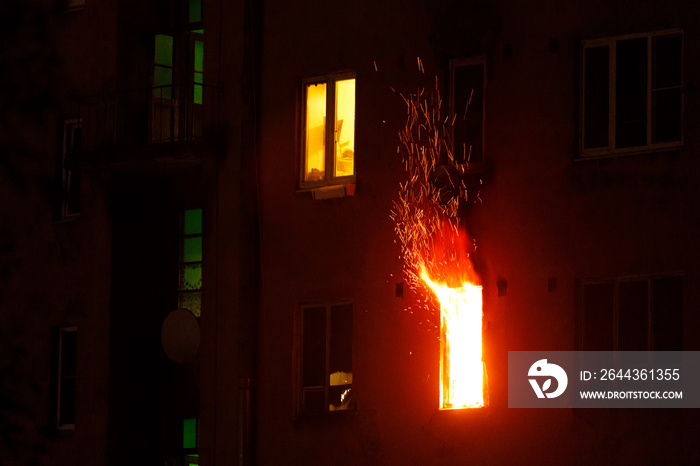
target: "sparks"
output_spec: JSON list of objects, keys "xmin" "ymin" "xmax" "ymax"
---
[{"xmin": 391, "ymin": 66, "xmax": 486, "ymax": 409}]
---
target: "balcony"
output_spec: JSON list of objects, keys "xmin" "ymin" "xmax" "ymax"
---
[{"xmin": 67, "ymin": 84, "xmax": 222, "ymax": 167}]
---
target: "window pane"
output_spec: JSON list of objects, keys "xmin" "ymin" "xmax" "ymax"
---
[
  {"xmin": 303, "ymin": 388, "xmax": 325, "ymax": 414},
  {"xmin": 189, "ymin": 0, "xmax": 202, "ymax": 23},
  {"xmin": 582, "ymin": 283, "xmax": 614, "ymax": 350},
  {"xmin": 653, "ymin": 276, "xmax": 683, "ymax": 351},
  {"xmin": 179, "ymin": 264, "xmax": 202, "ymax": 290},
  {"xmin": 58, "ymin": 328, "xmax": 77, "ymax": 427},
  {"xmin": 583, "ymin": 46, "xmax": 609, "ymax": 149},
  {"xmin": 155, "ymin": 35, "xmax": 173, "ymax": 67},
  {"xmin": 194, "ymin": 40, "xmax": 204, "ymax": 73},
  {"xmin": 334, "ymin": 79, "xmax": 355, "ymax": 178},
  {"xmin": 183, "ymin": 418, "xmax": 197, "ymax": 449},
  {"xmin": 302, "ymin": 306, "xmax": 326, "ymax": 388},
  {"xmin": 60, "ymin": 330, "xmax": 77, "ymax": 377},
  {"xmin": 183, "ymin": 237, "xmax": 203, "ymax": 263},
  {"xmin": 304, "ymin": 83, "xmax": 326, "ymax": 182},
  {"xmin": 453, "ymin": 63, "xmax": 484, "ymax": 163},
  {"xmin": 153, "ymin": 66, "xmax": 173, "ymax": 90},
  {"xmin": 652, "ymin": 88, "xmax": 682, "ymax": 143},
  {"xmin": 653, "ymin": 34, "xmax": 682, "ymax": 89},
  {"xmin": 616, "ymin": 38, "xmax": 647, "ymax": 148},
  {"xmin": 184, "ymin": 209, "xmax": 203, "ymax": 235},
  {"xmin": 58, "ymin": 377, "xmax": 76, "ymax": 426},
  {"xmin": 618, "ymin": 280, "xmax": 649, "ymax": 351},
  {"xmin": 329, "ymin": 303, "xmax": 353, "ymax": 410},
  {"xmin": 179, "ymin": 291, "xmax": 202, "ymax": 317}
]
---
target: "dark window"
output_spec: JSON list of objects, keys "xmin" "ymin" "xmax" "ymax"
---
[
  {"xmin": 450, "ymin": 59, "xmax": 485, "ymax": 165},
  {"xmin": 53, "ymin": 327, "xmax": 77, "ymax": 430},
  {"xmin": 581, "ymin": 31, "xmax": 682, "ymax": 156},
  {"xmin": 59, "ymin": 119, "xmax": 82, "ymax": 219},
  {"xmin": 580, "ymin": 275, "xmax": 683, "ymax": 351},
  {"xmin": 299, "ymin": 302, "xmax": 353, "ymax": 414},
  {"xmin": 583, "ymin": 46, "xmax": 609, "ymax": 149}
]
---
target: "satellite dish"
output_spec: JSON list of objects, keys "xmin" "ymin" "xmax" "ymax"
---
[{"xmin": 161, "ymin": 308, "xmax": 200, "ymax": 363}]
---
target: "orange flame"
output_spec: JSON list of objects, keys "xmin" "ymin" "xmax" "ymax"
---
[{"xmin": 421, "ymin": 266, "xmax": 484, "ymax": 409}]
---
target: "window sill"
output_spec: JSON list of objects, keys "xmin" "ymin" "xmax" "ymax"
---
[
  {"xmin": 577, "ymin": 142, "xmax": 683, "ymax": 162},
  {"xmin": 297, "ymin": 183, "xmax": 356, "ymax": 200}
]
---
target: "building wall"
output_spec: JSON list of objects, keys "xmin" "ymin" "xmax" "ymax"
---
[
  {"xmin": 0, "ymin": 1, "xmax": 116, "ymax": 465},
  {"xmin": 256, "ymin": 0, "xmax": 700, "ymax": 464}
]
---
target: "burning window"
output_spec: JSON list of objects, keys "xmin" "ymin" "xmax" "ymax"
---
[
  {"xmin": 301, "ymin": 74, "xmax": 356, "ymax": 189},
  {"xmin": 581, "ymin": 30, "xmax": 682, "ymax": 157},
  {"xmin": 580, "ymin": 275, "xmax": 683, "ymax": 353},
  {"xmin": 298, "ymin": 302, "xmax": 354, "ymax": 414},
  {"xmin": 392, "ymin": 62, "xmax": 486, "ymax": 409}
]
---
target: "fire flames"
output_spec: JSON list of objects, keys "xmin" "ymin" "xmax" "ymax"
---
[{"xmin": 391, "ymin": 60, "xmax": 486, "ymax": 409}]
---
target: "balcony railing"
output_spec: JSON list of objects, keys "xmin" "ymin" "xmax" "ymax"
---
[{"xmin": 67, "ymin": 84, "xmax": 222, "ymax": 163}]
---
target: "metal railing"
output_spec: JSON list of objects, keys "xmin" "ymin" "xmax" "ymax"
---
[{"xmin": 67, "ymin": 83, "xmax": 222, "ymax": 162}]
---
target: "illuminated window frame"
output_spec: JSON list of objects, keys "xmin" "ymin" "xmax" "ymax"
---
[
  {"xmin": 580, "ymin": 30, "xmax": 683, "ymax": 159},
  {"xmin": 300, "ymin": 72, "xmax": 356, "ymax": 190},
  {"xmin": 297, "ymin": 301, "xmax": 354, "ymax": 415}
]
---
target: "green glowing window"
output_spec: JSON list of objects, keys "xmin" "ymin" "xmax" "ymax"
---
[
  {"xmin": 154, "ymin": 34, "xmax": 174, "ymax": 99},
  {"xmin": 189, "ymin": 0, "xmax": 202, "ymax": 24},
  {"xmin": 179, "ymin": 209, "xmax": 203, "ymax": 316},
  {"xmin": 193, "ymin": 40, "xmax": 204, "ymax": 105},
  {"xmin": 183, "ymin": 417, "xmax": 197, "ymax": 449}
]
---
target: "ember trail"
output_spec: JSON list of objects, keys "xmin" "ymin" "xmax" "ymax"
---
[{"xmin": 391, "ymin": 60, "xmax": 486, "ymax": 409}]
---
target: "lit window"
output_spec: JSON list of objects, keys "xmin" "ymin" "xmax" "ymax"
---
[
  {"xmin": 53, "ymin": 326, "xmax": 77, "ymax": 430},
  {"xmin": 301, "ymin": 74, "xmax": 356, "ymax": 188},
  {"xmin": 59, "ymin": 119, "xmax": 82, "ymax": 219},
  {"xmin": 581, "ymin": 30, "xmax": 682, "ymax": 157},
  {"xmin": 580, "ymin": 275, "xmax": 683, "ymax": 352},
  {"xmin": 152, "ymin": 34, "xmax": 176, "ymax": 142},
  {"xmin": 192, "ymin": 38, "xmax": 204, "ymax": 105},
  {"xmin": 183, "ymin": 417, "xmax": 199, "ymax": 465},
  {"xmin": 179, "ymin": 209, "xmax": 203, "ymax": 317},
  {"xmin": 298, "ymin": 302, "xmax": 354, "ymax": 414},
  {"xmin": 449, "ymin": 58, "xmax": 485, "ymax": 166},
  {"xmin": 153, "ymin": 34, "xmax": 174, "ymax": 99}
]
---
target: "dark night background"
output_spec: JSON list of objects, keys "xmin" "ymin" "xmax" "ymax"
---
[{"xmin": 1, "ymin": 0, "xmax": 699, "ymax": 464}]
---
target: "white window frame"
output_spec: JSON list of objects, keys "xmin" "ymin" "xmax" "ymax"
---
[
  {"xmin": 580, "ymin": 29, "xmax": 683, "ymax": 159},
  {"xmin": 299, "ymin": 72, "xmax": 356, "ymax": 190}
]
